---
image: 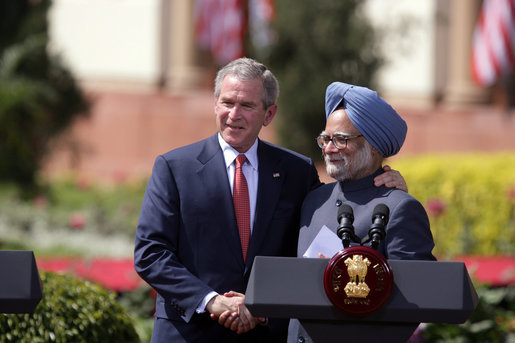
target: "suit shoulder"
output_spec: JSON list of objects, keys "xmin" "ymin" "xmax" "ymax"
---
[
  {"xmin": 148, "ymin": 137, "xmax": 217, "ymax": 176},
  {"xmin": 383, "ymin": 188, "xmax": 422, "ymax": 204},
  {"xmin": 259, "ymin": 140, "xmax": 313, "ymax": 164},
  {"xmin": 163, "ymin": 143, "xmax": 199, "ymax": 156},
  {"xmin": 161, "ymin": 138, "xmax": 209, "ymax": 159},
  {"xmin": 379, "ymin": 188, "xmax": 427, "ymax": 215}
]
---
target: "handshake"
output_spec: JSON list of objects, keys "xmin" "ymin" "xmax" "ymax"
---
[{"xmin": 206, "ymin": 291, "xmax": 266, "ymax": 334}]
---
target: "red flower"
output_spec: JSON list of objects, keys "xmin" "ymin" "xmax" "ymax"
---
[
  {"xmin": 112, "ymin": 170, "xmax": 127, "ymax": 184},
  {"xmin": 76, "ymin": 177, "xmax": 91, "ymax": 190},
  {"xmin": 69, "ymin": 212, "xmax": 87, "ymax": 230},
  {"xmin": 507, "ymin": 186, "xmax": 515, "ymax": 202},
  {"xmin": 426, "ymin": 198, "xmax": 446, "ymax": 218},
  {"xmin": 32, "ymin": 195, "xmax": 48, "ymax": 210}
]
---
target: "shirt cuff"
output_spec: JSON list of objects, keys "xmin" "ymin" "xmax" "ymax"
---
[{"xmin": 195, "ymin": 291, "xmax": 218, "ymax": 313}]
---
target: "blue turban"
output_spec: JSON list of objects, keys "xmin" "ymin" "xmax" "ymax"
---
[{"xmin": 325, "ymin": 82, "xmax": 407, "ymax": 157}]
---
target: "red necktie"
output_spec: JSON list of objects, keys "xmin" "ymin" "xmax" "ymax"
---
[{"xmin": 233, "ymin": 154, "xmax": 250, "ymax": 262}]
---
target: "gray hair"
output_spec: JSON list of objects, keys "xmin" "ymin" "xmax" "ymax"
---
[{"xmin": 214, "ymin": 57, "xmax": 279, "ymax": 109}]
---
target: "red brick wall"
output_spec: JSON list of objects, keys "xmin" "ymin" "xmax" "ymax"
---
[{"xmin": 43, "ymin": 90, "xmax": 515, "ymax": 185}]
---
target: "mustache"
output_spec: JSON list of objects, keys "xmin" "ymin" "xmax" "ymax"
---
[{"xmin": 324, "ymin": 153, "xmax": 348, "ymax": 164}]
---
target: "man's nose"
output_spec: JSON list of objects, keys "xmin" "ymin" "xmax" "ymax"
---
[
  {"xmin": 323, "ymin": 140, "xmax": 339, "ymax": 154},
  {"xmin": 228, "ymin": 105, "xmax": 242, "ymax": 120}
]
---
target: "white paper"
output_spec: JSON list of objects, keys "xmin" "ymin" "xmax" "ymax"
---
[{"xmin": 302, "ymin": 225, "xmax": 342, "ymax": 258}]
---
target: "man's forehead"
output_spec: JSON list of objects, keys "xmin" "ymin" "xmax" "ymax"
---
[
  {"xmin": 222, "ymin": 74, "xmax": 262, "ymax": 86},
  {"xmin": 325, "ymin": 109, "xmax": 359, "ymax": 134},
  {"xmin": 321, "ymin": 130, "xmax": 355, "ymax": 136}
]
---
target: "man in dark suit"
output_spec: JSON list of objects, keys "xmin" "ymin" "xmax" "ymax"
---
[{"xmin": 134, "ymin": 59, "xmax": 406, "ymax": 343}]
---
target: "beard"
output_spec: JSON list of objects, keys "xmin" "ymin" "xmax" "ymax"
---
[{"xmin": 324, "ymin": 143, "xmax": 374, "ymax": 182}]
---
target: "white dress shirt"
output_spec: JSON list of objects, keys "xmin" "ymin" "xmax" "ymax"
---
[
  {"xmin": 196, "ymin": 134, "xmax": 259, "ymax": 313},
  {"xmin": 218, "ymin": 133, "xmax": 258, "ymax": 232}
]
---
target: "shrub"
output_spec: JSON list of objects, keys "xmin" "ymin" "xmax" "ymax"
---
[
  {"xmin": 117, "ymin": 286, "xmax": 156, "ymax": 342},
  {"xmin": 390, "ymin": 153, "xmax": 515, "ymax": 258},
  {"xmin": 0, "ymin": 271, "xmax": 140, "ymax": 343},
  {"xmin": 422, "ymin": 283, "xmax": 515, "ymax": 342}
]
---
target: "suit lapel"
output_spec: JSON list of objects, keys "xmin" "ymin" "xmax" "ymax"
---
[
  {"xmin": 196, "ymin": 135, "xmax": 243, "ymax": 263},
  {"xmin": 246, "ymin": 141, "xmax": 284, "ymax": 267}
]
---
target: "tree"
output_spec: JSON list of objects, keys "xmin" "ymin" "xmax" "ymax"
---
[
  {"xmin": 263, "ymin": 0, "xmax": 383, "ymax": 161},
  {"xmin": 0, "ymin": 0, "xmax": 89, "ymax": 193}
]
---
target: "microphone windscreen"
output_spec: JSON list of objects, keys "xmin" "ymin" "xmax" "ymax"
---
[
  {"xmin": 372, "ymin": 204, "xmax": 389, "ymax": 221},
  {"xmin": 338, "ymin": 204, "xmax": 354, "ymax": 222}
]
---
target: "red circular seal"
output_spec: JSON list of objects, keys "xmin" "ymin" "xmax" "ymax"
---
[{"xmin": 323, "ymin": 246, "xmax": 393, "ymax": 316}]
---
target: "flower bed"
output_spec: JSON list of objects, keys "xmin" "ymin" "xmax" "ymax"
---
[
  {"xmin": 36, "ymin": 257, "xmax": 144, "ymax": 292},
  {"xmin": 454, "ymin": 255, "xmax": 515, "ymax": 287},
  {"xmin": 36, "ymin": 255, "xmax": 514, "ymax": 293}
]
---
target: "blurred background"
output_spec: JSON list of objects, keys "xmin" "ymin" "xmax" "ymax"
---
[
  {"xmin": 41, "ymin": 0, "xmax": 515, "ymax": 184},
  {"xmin": 0, "ymin": 0, "xmax": 513, "ymax": 341}
]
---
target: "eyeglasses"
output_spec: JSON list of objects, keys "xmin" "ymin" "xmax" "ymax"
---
[{"xmin": 316, "ymin": 133, "xmax": 363, "ymax": 149}]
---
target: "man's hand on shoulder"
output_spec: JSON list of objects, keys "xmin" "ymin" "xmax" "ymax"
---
[{"xmin": 374, "ymin": 165, "xmax": 408, "ymax": 192}]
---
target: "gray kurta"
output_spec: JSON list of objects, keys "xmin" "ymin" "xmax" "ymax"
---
[{"xmin": 288, "ymin": 168, "xmax": 436, "ymax": 343}]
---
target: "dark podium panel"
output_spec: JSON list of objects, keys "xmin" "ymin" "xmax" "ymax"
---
[
  {"xmin": 0, "ymin": 251, "xmax": 43, "ymax": 313},
  {"xmin": 245, "ymin": 256, "xmax": 478, "ymax": 342}
]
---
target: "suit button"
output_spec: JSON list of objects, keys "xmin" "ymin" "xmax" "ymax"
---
[{"xmin": 297, "ymin": 337, "xmax": 305, "ymax": 343}]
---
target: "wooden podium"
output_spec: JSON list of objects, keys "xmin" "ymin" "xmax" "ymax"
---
[
  {"xmin": 0, "ymin": 251, "xmax": 43, "ymax": 313},
  {"xmin": 245, "ymin": 256, "xmax": 478, "ymax": 342}
]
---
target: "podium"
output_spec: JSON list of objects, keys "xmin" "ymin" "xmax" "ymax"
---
[
  {"xmin": 0, "ymin": 251, "xmax": 43, "ymax": 313},
  {"xmin": 245, "ymin": 256, "xmax": 478, "ymax": 342}
]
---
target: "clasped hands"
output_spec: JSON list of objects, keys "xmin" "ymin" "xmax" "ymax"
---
[
  {"xmin": 203, "ymin": 168, "xmax": 405, "ymax": 333},
  {"xmin": 206, "ymin": 291, "xmax": 266, "ymax": 334}
]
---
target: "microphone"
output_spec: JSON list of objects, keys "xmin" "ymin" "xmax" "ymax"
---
[
  {"xmin": 336, "ymin": 204, "xmax": 360, "ymax": 248},
  {"xmin": 363, "ymin": 204, "xmax": 390, "ymax": 250}
]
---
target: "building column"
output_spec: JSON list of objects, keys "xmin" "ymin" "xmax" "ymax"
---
[
  {"xmin": 442, "ymin": 0, "xmax": 490, "ymax": 107},
  {"xmin": 160, "ymin": 0, "xmax": 206, "ymax": 92}
]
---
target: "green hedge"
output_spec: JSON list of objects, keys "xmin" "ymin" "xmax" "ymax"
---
[
  {"xmin": 423, "ymin": 283, "xmax": 515, "ymax": 342},
  {"xmin": 0, "ymin": 271, "xmax": 140, "ymax": 343},
  {"xmin": 390, "ymin": 153, "xmax": 515, "ymax": 258}
]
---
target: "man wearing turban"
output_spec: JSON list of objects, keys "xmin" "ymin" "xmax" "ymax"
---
[{"xmin": 288, "ymin": 82, "xmax": 436, "ymax": 343}]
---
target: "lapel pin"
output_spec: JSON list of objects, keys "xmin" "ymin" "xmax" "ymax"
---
[{"xmin": 273, "ymin": 172, "xmax": 280, "ymax": 178}]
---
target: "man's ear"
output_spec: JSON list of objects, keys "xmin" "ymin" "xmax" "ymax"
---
[
  {"xmin": 213, "ymin": 95, "xmax": 219, "ymax": 108},
  {"xmin": 263, "ymin": 104, "xmax": 278, "ymax": 127}
]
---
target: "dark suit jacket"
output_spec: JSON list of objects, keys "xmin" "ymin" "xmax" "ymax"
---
[{"xmin": 134, "ymin": 134, "xmax": 320, "ymax": 343}]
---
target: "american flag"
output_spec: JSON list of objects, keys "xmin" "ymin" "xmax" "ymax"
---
[
  {"xmin": 194, "ymin": 0, "xmax": 246, "ymax": 66},
  {"xmin": 471, "ymin": 0, "xmax": 515, "ymax": 87},
  {"xmin": 249, "ymin": 0, "xmax": 275, "ymax": 50}
]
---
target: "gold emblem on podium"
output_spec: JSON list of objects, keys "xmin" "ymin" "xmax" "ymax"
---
[
  {"xmin": 343, "ymin": 255, "xmax": 371, "ymax": 298},
  {"xmin": 324, "ymin": 246, "xmax": 393, "ymax": 316}
]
